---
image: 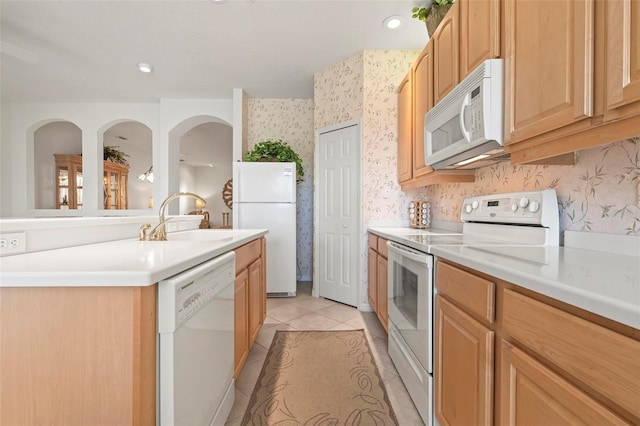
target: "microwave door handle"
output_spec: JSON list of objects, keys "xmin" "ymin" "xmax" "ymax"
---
[{"xmin": 459, "ymin": 92, "xmax": 472, "ymax": 142}]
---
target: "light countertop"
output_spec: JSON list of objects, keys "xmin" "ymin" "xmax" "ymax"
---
[
  {"xmin": 0, "ymin": 229, "xmax": 268, "ymax": 287},
  {"xmin": 368, "ymin": 227, "xmax": 640, "ymax": 330}
]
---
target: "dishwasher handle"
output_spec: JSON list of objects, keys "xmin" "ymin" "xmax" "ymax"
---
[{"xmin": 387, "ymin": 241, "xmax": 432, "ymax": 265}]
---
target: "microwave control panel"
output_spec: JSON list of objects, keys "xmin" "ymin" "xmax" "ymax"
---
[{"xmin": 468, "ymin": 86, "xmax": 484, "ymax": 140}]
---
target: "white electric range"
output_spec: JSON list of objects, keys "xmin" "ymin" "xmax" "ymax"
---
[{"xmin": 380, "ymin": 189, "xmax": 560, "ymax": 426}]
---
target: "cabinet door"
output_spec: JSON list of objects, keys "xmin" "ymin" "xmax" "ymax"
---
[
  {"xmin": 499, "ymin": 340, "xmax": 628, "ymax": 425},
  {"xmin": 234, "ymin": 269, "xmax": 249, "ymax": 379},
  {"xmin": 397, "ymin": 73, "xmax": 413, "ymax": 183},
  {"xmin": 504, "ymin": 0, "xmax": 594, "ymax": 144},
  {"xmin": 413, "ymin": 42, "xmax": 435, "ymax": 179},
  {"xmin": 460, "ymin": 0, "xmax": 500, "ymax": 78},
  {"xmin": 433, "ymin": 1, "xmax": 460, "ymax": 104},
  {"xmin": 435, "ymin": 296, "xmax": 493, "ymax": 426},
  {"xmin": 367, "ymin": 247, "xmax": 378, "ymax": 311},
  {"xmin": 261, "ymin": 238, "xmax": 267, "ymax": 322},
  {"xmin": 248, "ymin": 258, "xmax": 263, "ymax": 347},
  {"xmin": 603, "ymin": 0, "xmax": 640, "ymax": 121},
  {"xmin": 376, "ymin": 254, "xmax": 388, "ymax": 333}
]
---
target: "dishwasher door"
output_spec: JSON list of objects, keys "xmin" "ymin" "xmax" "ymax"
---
[{"xmin": 158, "ymin": 252, "xmax": 236, "ymax": 426}]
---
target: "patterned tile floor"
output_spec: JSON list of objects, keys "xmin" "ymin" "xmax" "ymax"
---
[{"xmin": 225, "ymin": 281, "xmax": 424, "ymax": 426}]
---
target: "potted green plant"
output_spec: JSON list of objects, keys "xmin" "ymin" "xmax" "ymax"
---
[
  {"xmin": 412, "ymin": 0, "xmax": 455, "ymax": 37},
  {"xmin": 103, "ymin": 145, "xmax": 130, "ymax": 166},
  {"xmin": 244, "ymin": 139, "xmax": 304, "ymax": 183}
]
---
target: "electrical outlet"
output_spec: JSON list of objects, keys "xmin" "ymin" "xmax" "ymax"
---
[{"xmin": 0, "ymin": 232, "xmax": 26, "ymax": 255}]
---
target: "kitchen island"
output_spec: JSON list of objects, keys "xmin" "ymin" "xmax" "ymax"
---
[{"xmin": 0, "ymin": 228, "xmax": 267, "ymax": 426}]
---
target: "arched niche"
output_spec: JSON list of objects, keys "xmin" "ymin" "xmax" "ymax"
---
[
  {"xmin": 100, "ymin": 120, "xmax": 153, "ymax": 211},
  {"xmin": 168, "ymin": 115, "xmax": 232, "ymax": 224},
  {"xmin": 33, "ymin": 120, "xmax": 82, "ymax": 210}
]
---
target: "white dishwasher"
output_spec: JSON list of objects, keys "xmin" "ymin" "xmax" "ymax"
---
[{"xmin": 158, "ymin": 251, "xmax": 235, "ymax": 426}]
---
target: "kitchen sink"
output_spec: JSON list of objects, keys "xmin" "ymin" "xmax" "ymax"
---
[{"xmin": 166, "ymin": 229, "xmax": 250, "ymax": 241}]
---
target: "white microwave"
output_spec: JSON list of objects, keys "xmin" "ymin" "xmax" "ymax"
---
[{"xmin": 424, "ymin": 59, "xmax": 504, "ymax": 169}]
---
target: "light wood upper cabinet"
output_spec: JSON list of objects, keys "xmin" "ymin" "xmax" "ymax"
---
[
  {"xmin": 503, "ymin": 0, "xmax": 595, "ymax": 144},
  {"xmin": 397, "ymin": 73, "xmax": 414, "ymax": 183},
  {"xmin": 433, "ymin": 1, "xmax": 460, "ymax": 104},
  {"xmin": 603, "ymin": 0, "xmax": 640, "ymax": 122},
  {"xmin": 459, "ymin": 0, "xmax": 501, "ymax": 79},
  {"xmin": 413, "ymin": 42, "xmax": 435, "ymax": 179}
]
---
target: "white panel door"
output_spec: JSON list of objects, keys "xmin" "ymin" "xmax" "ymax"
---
[{"xmin": 317, "ymin": 123, "xmax": 360, "ymax": 307}]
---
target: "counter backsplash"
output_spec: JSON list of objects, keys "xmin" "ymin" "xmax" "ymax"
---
[
  {"xmin": 407, "ymin": 137, "xmax": 639, "ymax": 237},
  {"xmin": 0, "ymin": 216, "xmax": 202, "ymax": 256}
]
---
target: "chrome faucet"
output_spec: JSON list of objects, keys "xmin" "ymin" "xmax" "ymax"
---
[{"xmin": 149, "ymin": 192, "xmax": 207, "ymax": 241}]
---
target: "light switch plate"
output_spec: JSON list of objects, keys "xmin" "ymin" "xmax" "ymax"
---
[{"xmin": 0, "ymin": 232, "xmax": 26, "ymax": 255}]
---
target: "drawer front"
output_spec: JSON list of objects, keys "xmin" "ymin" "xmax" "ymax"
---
[
  {"xmin": 377, "ymin": 237, "xmax": 388, "ymax": 258},
  {"xmin": 235, "ymin": 239, "xmax": 261, "ymax": 274},
  {"xmin": 503, "ymin": 289, "xmax": 640, "ymax": 420},
  {"xmin": 436, "ymin": 261, "xmax": 495, "ymax": 324},
  {"xmin": 368, "ymin": 234, "xmax": 378, "ymax": 250}
]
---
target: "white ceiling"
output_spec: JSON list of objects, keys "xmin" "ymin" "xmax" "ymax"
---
[{"xmin": 0, "ymin": 0, "xmax": 429, "ymax": 102}]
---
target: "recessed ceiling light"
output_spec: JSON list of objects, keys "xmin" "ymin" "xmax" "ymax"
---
[
  {"xmin": 137, "ymin": 62, "xmax": 153, "ymax": 73},
  {"xmin": 383, "ymin": 16, "xmax": 403, "ymax": 30}
]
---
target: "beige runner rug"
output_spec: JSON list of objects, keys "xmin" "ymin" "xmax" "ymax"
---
[{"xmin": 242, "ymin": 330, "xmax": 398, "ymax": 425}]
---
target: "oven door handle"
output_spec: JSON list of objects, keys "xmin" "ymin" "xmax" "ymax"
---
[{"xmin": 387, "ymin": 241, "xmax": 431, "ymax": 264}]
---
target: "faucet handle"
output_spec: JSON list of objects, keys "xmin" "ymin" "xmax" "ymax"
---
[
  {"xmin": 149, "ymin": 217, "xmax": 173, "ymax": 241},
  {"xmin": 138, "ymin": 224, "xmax": 151, "ymax": 241}
]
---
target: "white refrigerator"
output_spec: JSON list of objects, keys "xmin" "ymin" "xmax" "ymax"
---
[{"xmin": 232, "ymin": 162, "xmax": 297, "ymax": 296}]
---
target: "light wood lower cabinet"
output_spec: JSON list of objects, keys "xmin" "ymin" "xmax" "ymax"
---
[
  {"xmin": 234, "ymin": 268, "xmax": 250, "ymax": 379},
  {"xmin": 0, "ymin": 286, "xmax": 156, "ymax": 426},
  {"xmin": 248, "ymin": 257, "xmax": 263, "ymax": 346},
  {"xmin": 436, "ymin": 260, "xmax": 640, "ymax": 426},
  {"xmin": 500, "ymin": 340, "xmax": 628, "ymax": 425},
  {"xmin": 367, "ymin": 234, "xmax": 388, "ymax": 332},
  {"xmin": 376, "ymin": 253, "xmax": 388, "ymax": 332},
  {"xmin": 435, "ymin": 263, "xmax": 495, "ymax": 426},
  {"xmin": 367, "ymin": 246, "xmax": 378, "ymax": 311},
  {"xmin": 234, "ymin": 237, "xmax": 266, "ymax": 378}
]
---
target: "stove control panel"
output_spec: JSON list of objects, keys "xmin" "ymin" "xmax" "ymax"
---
[{"xmin": 461, "ymin": 189, "xmax": 558, "ymax": 227}]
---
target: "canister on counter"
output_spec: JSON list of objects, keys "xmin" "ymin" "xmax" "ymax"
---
[{"xmin": 409, "ymin": 200, "xmax": 430, "ymax": 229}]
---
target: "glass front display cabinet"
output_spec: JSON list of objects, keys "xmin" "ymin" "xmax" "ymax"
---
[{"xmin": 55, "ymin": 154, "xmax": 128, "ymax": 210}]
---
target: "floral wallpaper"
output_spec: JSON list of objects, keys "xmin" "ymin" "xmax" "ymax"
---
[
  {"xmin": 409, "ymin": 137, "xmax": 640, "ymax": 236},
  {"xmin": 313, "ymin": 48, "xmax": 640, "ymax": 311},
  {"xmin": 314, "ymin": 53, "xmax": 364, "ymax": 129},
  {"xmin": 247, "ymin": 99, "xmax": 315, "ymax": 280},
  {"xmin": 314, "ymin": 50, "xmax": 420, "ymax": 307}
]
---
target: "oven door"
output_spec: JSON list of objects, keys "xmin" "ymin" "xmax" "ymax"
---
[{"xmin": 387, "ymin": 241, "xmax": 434, "ymax": 374}]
